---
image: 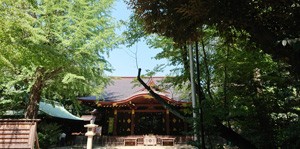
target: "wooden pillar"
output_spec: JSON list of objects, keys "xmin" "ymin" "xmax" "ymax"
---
[
  {"xmin": 130, "ymin": 109, "xmax": 135, "ymax": 135},
  {"xmin": 113, "ymin": 109, "xmax": 118, "ymax": 135},
  {"xmin": 165, "ymin": 110, "xmax": 170, "ymax": 135}
]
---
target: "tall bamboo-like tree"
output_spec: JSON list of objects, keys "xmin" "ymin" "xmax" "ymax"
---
[{"xmin": 0, "ymin": 0, "xmax": 120, "ymax": 119}]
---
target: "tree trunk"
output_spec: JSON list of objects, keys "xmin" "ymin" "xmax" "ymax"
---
[
  {"xmin": 25, "ymin": 67, "xmax": 45, "ymax": 119},
  {"xmin": 137, "ymin": 68, "xmax": 257, "ymax": 149},
  {"xmin": 215, "ymin": 120, "xmax": 257, "ymax": 149},
  {"xmin": 137, "ymin": 69, "xmax": 188, "ymax": 121},
  {"xmin": 183, "ymin": 44, "xmax": 257, "ymax": 149},
  {"xmin": 252, "ymin": 68, "xmax": 275, "ymax": 148}
]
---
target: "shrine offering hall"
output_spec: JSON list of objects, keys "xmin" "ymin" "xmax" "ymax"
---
[{"xmin": 79, "ymin": 77, "xmax": 192, "ymax": 136}]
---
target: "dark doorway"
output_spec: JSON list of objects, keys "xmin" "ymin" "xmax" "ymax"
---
[{"xmin": 134, "ymin": 112, "xmax": 165, "ymax": 135}]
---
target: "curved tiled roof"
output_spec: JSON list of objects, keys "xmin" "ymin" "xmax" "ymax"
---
[{"xmin": 79, "ymin": 77, "xmax": 190, "ymax": 106}]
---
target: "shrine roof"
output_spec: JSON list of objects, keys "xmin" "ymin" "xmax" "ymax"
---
[{"xmin": 78, "ymin": 77, "xmax": 189, "ymax": 104}]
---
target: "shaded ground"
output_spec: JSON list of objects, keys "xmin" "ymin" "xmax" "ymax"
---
[{"xmin": 52, "ymin": 144, "xmax": 196, "ymax": 149}]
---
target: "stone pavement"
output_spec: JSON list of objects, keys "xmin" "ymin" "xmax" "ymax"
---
[
  {"xmin": 94, "ymin": 145, "xmax": 196, "ymax": 149},
  {"xmin": 52, "ymin": 144, "xmax": 196, "ymax": 149}
]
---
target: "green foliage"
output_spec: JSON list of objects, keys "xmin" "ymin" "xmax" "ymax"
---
[
  {"xmin": 125, "ymin": 0, "xmax": 300, "ymax": 147},
  {"xmin": 196, "ymin": 28, "xmax": 300, "ymax": 148},
  {"xmin": 127, "ymin": 22, "xmax": 300, "ymax": 147},
  {"xmin": 37, "ymin": 122, "xmax": 62, "ymax": 149},
  {"xmin": 122, "ymin": 14, "xmax": 146, "ymax": 47},
  {"xmin": 0, "ymin": 0, "xmax": 121, "ymax": 117}
]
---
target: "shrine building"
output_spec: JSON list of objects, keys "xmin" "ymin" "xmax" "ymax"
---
[{"xmin": 78, "ymin": 77, "xmax": 193, "ymax": 146}]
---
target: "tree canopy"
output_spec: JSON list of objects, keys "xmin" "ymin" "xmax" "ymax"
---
[
  {"xmin": 0, "ymin": 0, "xmax": 120, "ymax": 118},
  {"xmin": 128, "ymin": 0, "xmax": 300, "ymax": 74},
  {"xmin": 126, "ymin": 0, "xmax": 300, "ymax": 148}
]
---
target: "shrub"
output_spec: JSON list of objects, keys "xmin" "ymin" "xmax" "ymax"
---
[{"xmin": 37, "ymin": 121, "xmax": 62, "ymax": 149}]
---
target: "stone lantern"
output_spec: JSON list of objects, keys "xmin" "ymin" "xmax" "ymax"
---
[{"xmin": 84, "ymin": 122, "xmax": 98, "ymax": 149}]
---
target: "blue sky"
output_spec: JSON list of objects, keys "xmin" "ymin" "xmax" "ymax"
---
[{"xmin": 106, "ymin": 0, "xmax": 171, "ymax": 76}]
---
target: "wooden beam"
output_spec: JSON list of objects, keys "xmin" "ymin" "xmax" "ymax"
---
[
  {"xmin": 113, "ymin": 110, "xmax": 118, "ymax": 135},
  {"xmin": 165, "ymin": 110, "xmax": 170, "ymax": 135}
]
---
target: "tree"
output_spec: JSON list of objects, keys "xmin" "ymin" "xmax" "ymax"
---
[
  {"xmin": 126, "ymin": 0, "xmax": 299, "ymax": 148},
  {"xmin": 0, "ymin": 0, "xmax": 120, "ymax": 119},
  {"xmin": 125, "ymin": 13, "xmax": 300, "ymax": 147},
  {"xmin": 141, "ymin": 27, "xmax": 300, "ymax": 148},
  {"xmin": 128, "ymin": 0, "xmax": 300, "ymax": 75}
]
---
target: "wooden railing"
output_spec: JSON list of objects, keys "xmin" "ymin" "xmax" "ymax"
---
[{"xmin": 0, "ymin": 119, "xmax": 40, "ymax": 149}]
